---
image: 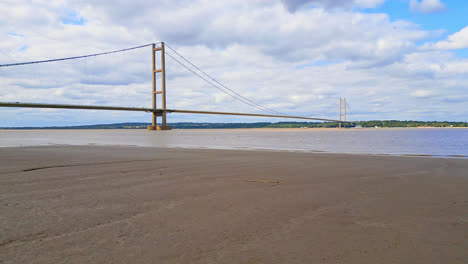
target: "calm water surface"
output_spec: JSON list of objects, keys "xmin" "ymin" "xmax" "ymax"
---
[{"xmin": 0, "ymin": 129, "xmax": 467, "ymax": 157}]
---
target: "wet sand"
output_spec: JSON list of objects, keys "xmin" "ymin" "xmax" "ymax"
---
[{"xmin": 1, "ymin": 146, "xmax": 467, "ymax": 263}]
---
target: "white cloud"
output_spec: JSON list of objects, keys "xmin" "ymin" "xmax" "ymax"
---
[
  {"xmin": 0, "ymin": 0, "xmax": 467, "ymax": 125},
  {"xmin": 410, "ymin": 89, "xmax": 433, "ymax": 98},
  {"xmin": 430, "ymin": 26, "xmax": 468, "ymax": 50},
  {"xmin": 281, "ymin": 0, "xmax": 385, "ymax": 12},
  {"xmin": 410, "ymin": 0, "xmax": 446, "ymax": 14}
]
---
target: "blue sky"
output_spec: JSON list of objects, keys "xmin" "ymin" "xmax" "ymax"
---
[
  {"xmin": 0, "ymin": 0, "xmax": 467, "ymax": 126},
  {"xmin": 367, "ymin": 0, "xmax": 468, "ymax": 57},
  {"xmin": 61, "ymin": 9, "xmax": 86, "ymax": 25},
  {"xmin": 368, "ymin": 0, "xmax": 465, "ymax": 31}
]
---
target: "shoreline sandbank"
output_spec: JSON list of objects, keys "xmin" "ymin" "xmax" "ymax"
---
[{"xmin": 1, "ymin": 146, "xmax": 467, "ymax": 263}]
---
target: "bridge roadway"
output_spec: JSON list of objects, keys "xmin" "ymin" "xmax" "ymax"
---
[{"xmin": 0, "ymin": 102, "xmax": 353, "ymax": 123}]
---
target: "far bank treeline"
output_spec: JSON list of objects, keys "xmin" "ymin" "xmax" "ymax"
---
[
  {"xmin": 267, "ymin": 120, "xmax": 468, "ymax": 128},
  {"xmin": 2, "ymin": 120, "xmax": 467, "ymax": 129}
]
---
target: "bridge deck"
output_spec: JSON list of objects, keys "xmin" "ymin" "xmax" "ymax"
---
[{"xmin": 0, "ymin": 102, "xmax": 353, "ymax": 123}]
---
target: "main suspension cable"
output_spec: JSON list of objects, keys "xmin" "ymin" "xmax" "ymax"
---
[
  {"xmin": 0, "ymin": 43, "xmax": 158, "ymax": 67},
  {"xmin": 165, "ymin": 43, "xmax": 286, "ymax": 115},
  {"xmin": 165, "ymin": 50, "xmax": 286, "ymax": 115}
]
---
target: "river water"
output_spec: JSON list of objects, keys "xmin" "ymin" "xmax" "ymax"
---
[{"xmin": 0, "ymin": 128, "xmax": 466, "ymax": 157}]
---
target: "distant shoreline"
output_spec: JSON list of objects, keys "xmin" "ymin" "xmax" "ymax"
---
[
  {"xmin": 1, "ymin": 127, "xmax": 467, "ymax": 132},
  {"xmin": 178, "ymin": 127, "xmax": 468, "ymax": 131},
  {"xmin": 0, "ymin": 120, "xmax": 466, "ymax": 130}
]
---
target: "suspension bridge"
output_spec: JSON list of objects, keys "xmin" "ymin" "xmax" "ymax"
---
[{"xmin": 0, "ymin": 42, "xmax": 352, "ymax": 129}]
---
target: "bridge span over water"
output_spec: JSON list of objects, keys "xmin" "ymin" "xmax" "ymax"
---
[{"xmin": 0, "ymin": 42, "xmax": 353, "ymax": 130}]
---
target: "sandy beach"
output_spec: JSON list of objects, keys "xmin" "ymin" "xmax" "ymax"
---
[{"xmin": 1, "ymin": 146, "xmax": 467, "ymax": 263}]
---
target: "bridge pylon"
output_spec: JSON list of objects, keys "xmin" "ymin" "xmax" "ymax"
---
[
  {"xmin": 339, "ymin": 98, "xmax": 346, "ymax": 128},
  {"xmin": 147, "ymin": 42, "xmax": 172, "ymax": 130}
]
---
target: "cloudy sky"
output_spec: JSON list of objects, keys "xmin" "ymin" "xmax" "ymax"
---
[{"xmin": 0, "ymin": 0, "xmax": 467, "ymax": 126}]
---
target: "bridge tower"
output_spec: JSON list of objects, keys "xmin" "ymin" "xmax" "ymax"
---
[
  {"xmin": 339, "ymin": 98, "xmax": 346, "ymax": 128},
  {"xmin": 147, "ymin": 42, "xmax": 172, "ymax": 130}
]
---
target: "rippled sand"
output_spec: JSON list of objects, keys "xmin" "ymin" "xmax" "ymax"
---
[{"xmin": 1, "ymin": 146, "xmax": 467, "ymax": 263}]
